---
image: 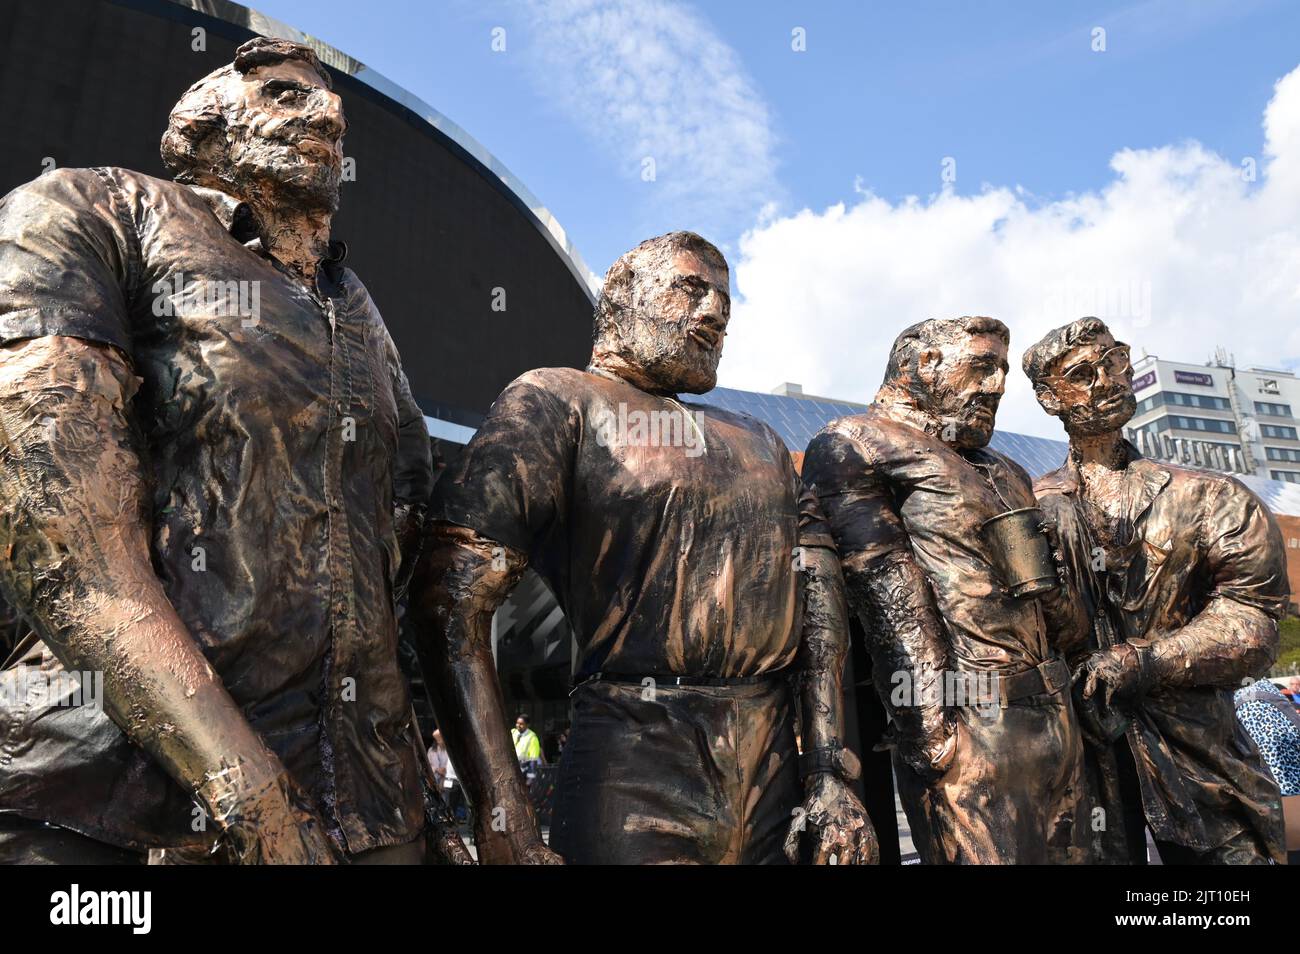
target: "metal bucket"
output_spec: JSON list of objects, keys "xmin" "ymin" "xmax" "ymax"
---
[{"xmin": 980, "ymin": 506, "xmax": 1059, "ymax": 600}]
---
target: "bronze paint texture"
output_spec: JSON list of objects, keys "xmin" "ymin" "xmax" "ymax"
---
[
  {"xmin": 1027, "ymin": 318, "xmax": 1289, "ymax": 863},
  {"xmin": 411, "ymin": 232, "xmax": 877, "ymax": 864},
  {"xmin": 803, "ymin": 317, "xmax": 1086, "ymax": 864},
  {"xmin": 0, "ymin": 39, "xmax": 455, "ymax": 863}
]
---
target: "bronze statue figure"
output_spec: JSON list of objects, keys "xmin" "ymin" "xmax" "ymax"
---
[
  {"xmin": 0, "ymin": 38, "xmax": 468, "ymax": 864},
  {"xmin": 1025, "ymin": 317, "xmax": 1289, "ymax": 864},
  {"xmin": 802, "ymin": 316, "xmax": 1086, "ymax": 864},
  {"xmin": 410, "ymin": 231, "xmax": 878, "ymax": 865}
]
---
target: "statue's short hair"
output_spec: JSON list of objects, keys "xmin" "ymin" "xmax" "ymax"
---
[
  {"xmin": 160, "ymin": 37, "xmax": 331, "ymax": 183},
  {"xmin": 881, "ymin": 316, "xmax": 1010, "ymax": 389},
  {"xmin": 1021, "ymin": 317, "xmax": 1119, "ymax": 393},
  {"xmin": 593, "ymin": 231, "xmax": 728, "ymax": 342}
]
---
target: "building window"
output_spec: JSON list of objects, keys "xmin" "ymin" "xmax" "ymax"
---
[
  {"xmin": 1136, "ymin": 392, "xmax": 1233, "ymax": 415},
  {"xmin": 1260, "ymin": 424, "xmax": 1298, "ymax": 440},
  {"xmin": 1165, "ymin": 392, "xmax": 1230, "ymax": 410},
  {"xmin": 1168, "ymin": 414, "xmax": 1234, "ymax": 434},
  {"xmin": 1266, "ymin": 446, "xmax": 1300, "ymax": 462},
  {"xmin": 1255, "ymin": 400, "xmax": 1293, "ymax": 417},
  {"xmin": 1270, "ymin": 470, "xmax": 1300, "ymax": 484}
]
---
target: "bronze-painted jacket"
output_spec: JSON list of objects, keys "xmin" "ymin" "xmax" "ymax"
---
[
  {"xmin": 1035, "ymin": 445, "xmax": 1288, "ymax": 860},
  {"xmin": 0, "ymin": 168, "xmax": 431, "ymax": 852},
  {"xmin": 803, "ymin": 404, "xmax": 1086, "ymax": 864}
]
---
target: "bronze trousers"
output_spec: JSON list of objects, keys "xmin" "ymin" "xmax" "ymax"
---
[
  {"xmin": 895, "ymin": 684, "xmax": 1086, "ymax": 864},
  {"xmin": 551, "ymin": 677, "xmax": 800, "ymax": 864}
]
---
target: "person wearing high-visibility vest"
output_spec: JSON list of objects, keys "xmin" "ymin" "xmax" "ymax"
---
[{"xmin": 512, "ymin": 715, "xmax": 542, "ymax": 762}]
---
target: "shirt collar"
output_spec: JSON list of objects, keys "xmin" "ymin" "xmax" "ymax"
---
[
  {"xmin": 185, "ymin": 184, "xmax": 349, "ymax": 271},
  {"xmin": 1042, "ymin": 438, "xmax": 1171, "ymax": 512},
  {"xmin": 186, "ymin": 184, "xmax": 261, "ymax": 241},
  {"xmin": 873, "ymin": 391, "xmax": 945, "ymax": 440}
]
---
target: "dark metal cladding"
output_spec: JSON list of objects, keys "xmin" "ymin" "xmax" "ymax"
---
[
  {"xmin": 1027, "ymin": 317, "xmax": 1290, "ymax": 864},
  {"xmin": 410, "ymin": 232, "xmax": 879, "ymax": 865}
]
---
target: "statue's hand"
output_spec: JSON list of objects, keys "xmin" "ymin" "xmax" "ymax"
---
[
  {"xmin": 878, "ymin": 710, "xmax": 957, "ymax": 781},
  {"xmin": 219, "ymin": 771, "xmax": 338, "ymax": 865},
  {"xmin": 475, "ymin": 824, "xmax": 565, "ymax": 865},
  {"xmin": 1073, "ymin": 644, "xmax": 1144, "ymax": 709},
  {"xmin": 783, "ymin": 774, "xmax": 880, "ymax": 865},
  {"xmin": 1040, "ymin": 518, "xmax": 1071, "ymax": 587},
  {"xmin": 514, "ymin": 839, "xmax": 565, "ymax": 865}
]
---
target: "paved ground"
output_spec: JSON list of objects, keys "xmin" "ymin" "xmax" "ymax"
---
[{"xmin": 896, "ymin": 793, "xmax": 919, "ymax": 863}]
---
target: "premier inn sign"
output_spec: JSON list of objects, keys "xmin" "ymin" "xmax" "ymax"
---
[{"xmin": 1174, "ymin": 369, "xmax": 1214, "ymax": 387}]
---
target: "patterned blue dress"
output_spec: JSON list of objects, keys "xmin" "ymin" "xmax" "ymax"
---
[{"xmin": 1234, "ymin": 679, "xmax": 1300, "ymax": 796}]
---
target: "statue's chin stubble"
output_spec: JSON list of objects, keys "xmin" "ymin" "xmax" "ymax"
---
[
  {"xmin": 632, "ymin": 348, "xmax": 719, "ymax": 395},
  {"xmin": 1064, "ymin": 399, "xmax": 1136, "ymax": 438},
  {"xmin": 230, "ymin": 152, "xmax": 341, "ymax": 212}
]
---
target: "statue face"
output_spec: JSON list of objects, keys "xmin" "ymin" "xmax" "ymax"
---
[
  {"xmin": 218, "ymin": 58, "xmax": 346, "ymax": 212},
  {"xmin": 613, "ymin": 247, "xmax": 730, "ymax": 394},
  {"xmin": 1044, "ymin": 331, "xmax": 1136, "ymax": 436},
  {"xmin": 917, "ymin": 331, "xmax": 1008, "ymax": 449}
]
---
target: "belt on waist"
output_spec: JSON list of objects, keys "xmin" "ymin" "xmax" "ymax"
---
[
  {"xmin": 991, "ymin": 656, "xmax": 1071, "ymax": 706},
  {"xmin": 571, "ymin": 669, "xmax": 788, "ymax": 695}
]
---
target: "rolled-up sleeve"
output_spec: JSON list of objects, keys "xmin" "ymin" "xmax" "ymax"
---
[
  {"xmin": 802, "ymin": 424, "xmax": 910, "ymax": 569},
  {"xmin": 0, "ymin": 168, "xmax": 135, "ymax": 355},
  {"xmin": 430, "ymin": 370, "xmax": 576, "ymax": 556},
  {"xmin": 1204, "ymin": 478, "xmax": 1290, "ymax": 619},
  {"xmin": 1152, "ymin": 478, "xmax": 1289, "ymax": 687}
]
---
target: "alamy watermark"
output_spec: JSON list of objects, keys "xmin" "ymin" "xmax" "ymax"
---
[
  {"xmin": 152, "ymin": 272, "xmax": 262, "ymax": 328},
  {"xmin": 1, "ymin": 668, "xmax": 103, "ymax": 712},
  {"xmin": 890, "ymin": 668, "xmax": 1000, "ymax": 719},
  {"xmin": 592, "ymin": 402, "xmax": 706, "ymax": 458},
  {"xmin": 1042, "ymin": 275, "xmax": 1152, "ymax": 328}
]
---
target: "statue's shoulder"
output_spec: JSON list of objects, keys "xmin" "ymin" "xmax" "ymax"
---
[
  {"xmin": 3, "ymin": 166, "xmax": 162, "ymax": 205},
  {"xmin": 1032, "ymin": 462, "xmax": 1075, "ymax": 497},
  {"xmin": 1154, "ymin": 459, "xmax": 1263, "ymax": 508},
  {"xmin": 811, "ymin": 407, "xmax": 895, "ymax": 452},
  {"xmin": 982, "ymin": 446, "xmax": 1035, "ymax": 487},
  {"xmin": 503, "ymin": 366, "xmax": 591, "ymax": 401},
  {"xmin": 803, "ymin": 409, "xmax": 894, "ymax": 480}
]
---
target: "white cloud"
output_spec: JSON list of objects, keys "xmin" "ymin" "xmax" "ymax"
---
[
  {"xmin": 504, "ymin": 0, "xmax": 779, "ymax": 247},
  {"xmin": 721, "ymin": 65, "xmax": 1300, "ymax": 442}
]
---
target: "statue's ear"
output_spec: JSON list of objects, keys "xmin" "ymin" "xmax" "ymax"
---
[
  {"xmin": 604, "ymin": 259, "xmax": 635, "ymax": 297},
  {"xmin": 1035, "ymin": 384, "xmax": 1063, "ymax": 417},
  {"xmin": 916, "ymin": 347, "xmax": 942, "ymax": 388}
]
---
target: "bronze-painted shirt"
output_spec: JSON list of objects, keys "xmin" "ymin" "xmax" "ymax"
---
[
  {"xmin": 802, "ymin": 403, "xmax": 1051, "ymax": 673},
  {"xmin": 0, "ymin": 168, "xmax": 431, "ymax": 852},
  {"xmin": 1035, "ymin": 446, "xmax": 1288, "ymax": 858},
  {"xmin": 432, "ymin": 367, "xmax": 831, "ymax": 678}
]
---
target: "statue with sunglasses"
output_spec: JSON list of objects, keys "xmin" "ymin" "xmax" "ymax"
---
[{"xmin": 1025, "ymin": 317, "xmax": 1288, "ymax": 864}]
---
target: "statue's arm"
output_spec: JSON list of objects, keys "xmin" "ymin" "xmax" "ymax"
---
[
  {"xmin": 790, "ymin": 475, "xmax": 858, "ymax": 772},
  {"xmin": 843, "ymin": 551, "xmax": 956, "ymax": 776},
  {"xmin": 1149, "ymin": 479, "xmax": 1288, "ymax": 689},
  {"xmin": 380, "ymin": 321, "xmax": 434, "ymax": 597},
  {"xmin": 786, "ymin": 480, "xmax": 879, "ymax": 864},
  {"xmin": 1032, "ymin": 490, "xmax": 1094, "ymax": 662},
  {"xmin": 0, "ymin": 335, "xmax": 333, "ymax": 863},
  {"xmin": 803, "ymin": 427, "xmax": 954, "ymax": 778},
  {"xmin": 408, "ymin": 522, "xmax": 557, "ymax": 864},
  {"xmin": 407, "ymin": 372, "xmax": 574, "ymax": 864}
]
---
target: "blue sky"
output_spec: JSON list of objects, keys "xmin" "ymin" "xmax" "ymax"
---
[
  {"xmin": 255, "ymin": 0, "xmax": 1296, "ymax": 270},
  {"xmin": 250, "ymin": 0, "xmax": 1300, "ymax": 435}
]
